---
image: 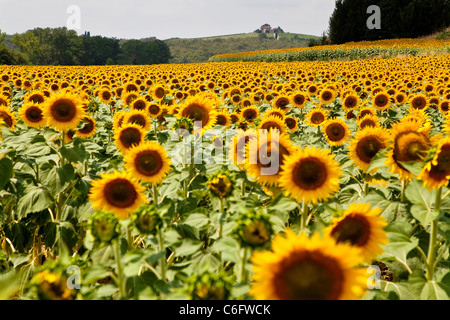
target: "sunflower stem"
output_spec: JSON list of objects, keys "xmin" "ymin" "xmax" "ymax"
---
[
  {"xmin": 241, "ymin": 178, "xmax": 246, "ymax": 197},
  {"xmin": 113, "ymin": 240, "xmax": 125, "ymax": 299},
  {"xmin": 400, "ymin": 179, "xmax": 407, "ymax": 203},
  {"xmin": 240, "ymin": 247, "xmax": 248, "ymax": 283},
  {"xmin": 152, "ymin": 183, "xmax": 159, "ymax": 205},
  {"xmin": 157, "ymin": 226, "xmax": 167, "ymax": 281},
  {"xmin": 299, "ymin": 201, "xmax": 308, "ymax": 234},
  {"xmin": 60, "ymin": 131, "xmax": 66, "ymax": 168},
  {"xmin": 218, "ymin": 197, "xmax": 226, "ymax": 272},
  {"xmin": 426, "ymin": 187, "xmax": 442, "ymax": 281}
]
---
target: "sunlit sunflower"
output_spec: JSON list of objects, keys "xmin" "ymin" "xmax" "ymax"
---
[
  {"xmin": 76, "ymin": 116, "xmax": 96, "ymax": 139},
  {"xmin": 325, "ymin": 203, "xmax": 388, "ymax": 263},
  {"xmin": 273, "ymin": 95, "xmax": 291, "ymax": 111},
  {"xmin": 123, "ymin": 109, "xmax": 152, "ymax": 131},
  {"xmin": 358, "ymin": 106, "xmax": 376, "ymax": 120},
  {"xmin": 131, "ymin": 97, "xmax": 149, "ymax": 111},
  {"xmin": 19, "ymin": 103, "xmax": 46, "ymax": 128},
  {"xmin": 0, "ymin": 94, "xmax": 10, "ymax": 107},
  {"xmin": 151, "ymin": 85, "xmax": 166, "ymax": 101},
  {"xmin": 342, "ymin": 94, "xmax": 359, "ymax": 111},
  {"xmin": 215, "ymin": 109, "xmax": 232, "ymax": 127},
  {"xmin": 372, "ymin": 92, "xmax": 390, "ymax": 111},
  {"xmin": 112, "ymin": 110, "xmax": 127, "ymax": 131},
  {"xmin": 305, "ymin": 108, "xmax": 327, "ymax": 127},
  {"xmin": 285, "ymin": 116, "xmax": 298, "ymax": 132},
  {"xmin": 246, "ymin": 132, "xmax": 295, "ymax": 187},
  {"xmin": 409, "ymin": 94, "xmax": 428, "ymax": 110},
  {"xmin": 0, "ymin": 105, "xmax": 17, "ymax": 130},
  {"xmin": 98, "ymin": 88, "xmax": 113, "ymax": 104},
  {"xmin": 319, "ymin": 89, "xmax": 336, "ymax": 105},
  {"xmin": 418, "ymin": 137, "xmax": 450, "ymax": 190},
  {"xmin": 349, "ymin": 126, "xmax": 389, "ymax": 172},
  {"xmin": 279, "ymin": 146, "xmax": 342, "ymax": 204},
  {"xmin": 250, "ymin": 229, "xmax": 367, "ymax": 300},
  {"xmin": 241, "ymin": 106, "xmax": 259, "ymax": 122},
  {"xmin": 43, "ymin": 91, "xmax": 85, "ymax": 132},
  {"xmin": 24, "ymin": 90, "xmax": 46, "ymax": 104},
  {"xmin": 258, "ymin": 115, "xmax": 287, "ymax": 135},
  {"xmin": 228, "ymin": 129, "xmax": 257, "ymax": 169},
  {"xmin": 178, "ymin": 94, "xmax": 218, "ymax": 132},
  {"xmin": 265, "ymin": 107, "xmax": 286, "ymax": 120},
  {"xmin": 122, "ymin": 91, "xmax": 139, "ymax": 107},
  {"xmin": 386, "ymin": 120, "xmax": 433, "ymax": 181},
  {"xmin": 114, "ymin": 123, "xmax": 146, "ymax": 154},
  {"xmin": 124, "ymin": 141, "xmax": 171, "ymax": 185},
  {"xmin": 322, "ymin": 118, "xmax": 351, "ymax": 147},
  {"xmin": 357, "ymin": 114, "xmax": 380, "ymax": 130},
  {"xmin": 89, "ymin": 170, "xmax": 147, "ymax": 219},
  {"xmin": 147, "ymin": 103, "xmax": 162, "ymax": 118},
  {"xmin": 290, "ymin": 92, "xmax": 307, "ymax": 108}
]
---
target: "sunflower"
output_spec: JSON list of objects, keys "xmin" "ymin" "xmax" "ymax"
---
[
  {"xmin": 418, "ymin": 137, "xmax": 450, "ymax": 190},
  {"xmin": 279, "ymin": 146, "xmax": 342, "ymax": 205},
  {"xmin": 386, "ymin": 120, "xmax": 432, "ymax": 181},
  {"xmin": 123, "ymin": 109, "xmax": 152, "ymax": 131},
  {"xmin": 241, "ymin": 106, "xmax": 259, "ymax": 123},
  {"xmin": 246, "ymin": 132, "xmax": 296, "ymax": 187},
  {"xmin": 147, "ymin": 103, "xmax": 162, "ymax": 118},
  {"xmin": 207, "ymin": 172, "xmax": 233, "ymax": 198},
  {"xmin": 272, "ymin": 95, "xmax": 291, "ymax": 111},
  {"xmin": 264, "ymin": 107, "xmax": 286, "ymax": 120},
  {"xmin": 409, "ymin": 94, "xmax": 428, "ymax": 110},
  {"xmin": 440, "ymin": 100, "xmax": 450, "ymax": 114},
  {"xmin": 358, "ymin": 106, "xmax": 376, "ymax": 120},
  {"xmin": 98, "ymin": 88, "xmax": 113, "ymax": 104},
  {"xmin": 124, "ymin": 141, "xmax": 171, "ymax": 185},
  {"xmin": 0, "ymin": 105, "xmax": 17, "ymax": 130},
  {"xmin": 88, "ymin": 170, "xmax": 147, "ymax": 219},
  {"xmin": 305, "ymin": 108, "xmax": 327, "ymax": 127},
  {"xmin": 349, "ymin": 126, "xmax": 389, "ymax": 172},
  {"xmin": 250, "ymin": 230, "xmax": 367, "ymax": 300},
  {"xmin": 151, "ymin": 85, "xmax": 166, "ymax": 101},
  {"xmin": 372, "ymin": 92, "xmax": 390, "ymax": 111},
  {"xmin": 325, "ymin": 203, "xmax": 388, "ymax": 263},
  {"xmin": 319, "ymin": 89, "xmax": 336, "ymax": 105},
  {"xmin": 0, "ymin": 94, "xmax": 9, "ymax": 107},
  {"xmin": 322, "ymin": 118, "xmax": 351, "ymax": 147},
  {"xmin": 357, "ymin": 114, "xmax": 380, "ymax": 130},
  {"xmin": 24, "ymin": 90, "xmax": 46, "ymax": 104},
  {"xmin": 43, "ymin": 91, "xmax": 85, "ymax": 132},
  {"xmin": 131, "ymin": 97, "xmax": 149, "ymax": 111},
  {"xmin": 114, "ymin": 123, "xmax": 146, "ymax": 154},
  {"xmin": 342, "ymin": 94, "xmax": 359, "ymax": 111},
  {"xmin": 122, "ymin": 91, "xmax": 139, "ymax": 107},
  {"xmin": 178, "ymin": 94, "xmax": 218, "ymax": 132},
  {"xmin": 112, "ymin": 110, "xmax": 127, "ymax": 131},
  {"xmin": 215, "ymin": 109, "xmax": 232, "ymax": 127},
  {"xmin": 18, "ymin": 103, "xmax": 46, "ymax": 128},
  {"xmin": 285, "ymin": 116, "xmax": 298, "ymax": 132},
  {"xmin": 258, "ymin": 115, "xmax": 287, "ymax": 135},
  {"xmin": 76, "ymin": 116, "xmax": 96, "ymax": 139},
  {"xmin": 228, "ymin": 129, "xmax": 257, "ymax": 168},
  {"xmin": 290, "ymin": 92, "xmax": 307, "ymax": 108}
]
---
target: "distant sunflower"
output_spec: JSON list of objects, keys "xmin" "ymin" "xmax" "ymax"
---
[
  {"xmin": 349, "ymin": 126, "xmax": 389, "ymax": 172},
  {"xmin": 342, "ymin": 94, "xmax": 359, "ymax": 111},
  {"xmin": 322, "ymin": 118, "xmax": 351, "ymax": 147},
  {"xmin": 250, "ymin": 230, "xmax": 367, "ymax": 300},
  {"xmin": 265, "ymin": 107, "xmax": 286, "ymax": 120},
  {"xmin": 358, "ymin": 114, "xmax": 380, "ymax": 130},
  {"xmin": 43, "ymin": 91, "xmax": 85, "ymax": 132},
  {"xmin": 290, "ymin": 92, "xmax": 307, "ymax": 108},
  {"xmin": 409, "ymin": 94, "xmax": 428, "ymax": 110},
  {"xmin": 215, "ymin": 109, "xmax": 232, "ymax": 127},
  {"xmin": 98, "ymin": 88, "xmax": 113, "ymax": 104},
  {"xmin": 24, "ymin": 90, "xmax": 46, "ymax": 104},
  {"xmin": 147, "ymin": 103, "xmax": 162, "ymax": 118},
  {"xmin": 19, "ymin": 103, "xmax": 46, "ymax": 129},
  {"xmin": 76, "ymin": 116, "xmax": 96, "ymax": 139},
  {"xmin": 273, "ymin": 95, "xmax": 291, "ymax": 111},
  {"xmin": 319, "ymin": 89, "xmax": 336, "ymax": 105},
  {"xmin": 114, "ymin": 123, "xmax": 146, "ymax": 154},
  {"xmin": 279, "ymin": 146, "xmax": 342, "ymax": 205},
  {"xmin": 89, "ymin": 170, "xmax": 147, "ymax": 219},
  {"xmin": 285, "ymin": 116, "xmax": 298, "ymax": 132},
  {"xmin": 246, "ymin": 132, "xmax": 295, "ymax": 186},
  {"xmin": 325, "ymin": 203, "xmax": 388, "ymax": 263},
  {"xmin": 241, "ymin": 106, "xmax": 259, "ymax": 122},
  {"xmin": 358, "ymin": 106, "xmax": 376, "ymax": 120},
  {"xmin": 123, "ymin": 109, "xmax": 152, "ymax": 131},
  {"xmin": 131, "ymin": 97, "xmax": 149, "ymax": 111},
  {"xmin": 418, "ymin": 137, "xmax": 450, "ymax": 190},
  {"xmin": 124, "ymin": 141, "xmax": 171, "ymax": 185},
  {"xmin": 258, "ymin": 115, "xmax": 287, "ymax": 135},
  {"xmin": 228, "ymin": 129, "xmax": 257, "ymax": 168},
  {"xmin": 122, "ymin": 91, "xmax": 139, "ymax": 107}
]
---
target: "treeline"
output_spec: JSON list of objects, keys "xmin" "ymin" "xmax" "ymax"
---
[
  {"xmin": 328, "ymin": 0, "xmax": 450, "ymax": 44},
  {"xmin": 0, "ymin": 27, "xmax": 171, "ymax": 65}
]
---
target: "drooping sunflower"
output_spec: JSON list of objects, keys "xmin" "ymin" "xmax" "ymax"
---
[
  {"xmin": 112, "ymin": 110, "xmax": 127, "ymax": 131},
  {"xmin": 124, "ymin": 141, "xmax": 171, "ymax": 185},
  {"xmin": 246, "ymin": 132, "xmax": 295, "ymax": 187},
  {"xmin": 114, "ymin": 123, "xmax": 146, "ymax": 154},
  {"xmin": 18, "ymin": 103, "xmax": 46, "ymax": 129},
  {"xmin": 321, "ymin": 118, "xmax": 351, "ymax": 147},
  {"xmin": 418, "ymin": 137, "xmax": 450, "ymax": 190},
  {"xmin": 250, "ymin": 229, "xmax": 367, "ymax": 300},
  {"xmin": 76, "ymin": 116, "xmax": 97, "ymax": 139},
  {"xmin": 0, "ymin": 105, "xmax": 17, "ymax": 130},
  {"xmin": 349, "ymin": 126, "xmax": 389, "ymax": 172},
  {"xmin": 324, "ymin": 203, "xmax": 388, "ymax": 263},
  {"xmin": 305, "ymin": 107, "xmax": 327, "ymax": 127},
  {"xmin": 43, "ymin": 91, "xmax": 85, "ymax": 132},
  {"xmin": 178, "ymin": 94, "xmax": 218, "ymax": 132},
  {"xmin": 258, "ymin": 114, "xmax": 287, "ymax": 135},
  {"xmin": 279, "ymin": 146, "xmax": 342, "ymax": 205},
  {"xmin": 386, "ymin": 120, "xmax": 433, "ymax": 181},
  {"xmin": 88, "ymin": 170, "xmax": 147, "ymax": 219},
  {"xmin": 123, "ymin": 109, "xmax": 152, "ymax": 131},
  {"xmin": 207, "ymin": 171, "xmax": 234, "ymax": 199}
]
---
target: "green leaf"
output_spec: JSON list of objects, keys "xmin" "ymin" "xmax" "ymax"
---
[
  {"xmin": 405, "ymin": 179, "xmax": 438, "ymax": 225},
  {"xmin": 210, "ymin": 237, "xmax": 240, "ymax": 263},
  {"xmin": 40, "ymin": 163, "xmax": 75, "ymax": 196},
  {"xmin": 16, "ymin": 187, "xmax": 53, "ymax": 219},
  {"xmin": 183, "ymin": 213, "xmax": 210, "ymax": 229},
  {"xmin": 0, "ymin": 157, "xmax": 13, "ymax": 190},
  {"xmin": 380, "ymin": 281, "xmax": 416, "ymax": 300},
  {"xmin": 398, "ymin": 161, "xmax": 424, "ymax": 177},
  {"xmin": 173, "ymin": 239, "xmax": 203, "ymax": 257},
  {"xmin": 366, "ymin": 148, "xmax": 388, "ymax": 172},
  {"xmin": 420, "ymin": 281, "xmax": 450, "ymax": 300},
  {"xmin": 43, "ymin": 221, "xmax": 79, "ymax": 251}
]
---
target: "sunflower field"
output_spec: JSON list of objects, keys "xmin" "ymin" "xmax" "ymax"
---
[{"xmin": 0, "ymin": 50, "xmax": 450, "ymax": 301}]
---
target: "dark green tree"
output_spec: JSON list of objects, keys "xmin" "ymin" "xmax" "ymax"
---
[
  {"xmin": 80, "ymin": 35, "xmax": 120, "ymax": 65},
  {"xmin": 118, "ymin": 39, "xmax": 171, "ymax": 65}
]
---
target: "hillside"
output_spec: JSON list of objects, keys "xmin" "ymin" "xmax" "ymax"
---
[{"xmin": 164, "ymin": 32, "xmax": 320, "ymax": 64}]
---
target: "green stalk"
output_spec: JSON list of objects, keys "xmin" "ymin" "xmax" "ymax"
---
[
  {"xmin": 152, "ymin": 183, "xmax": 158, "ymax": 205},
  {"xmin": 114, "ymin": 240, "xmax": 125, "ymax": 299},
  {"xmin": 299, "ymin": 201, "xmax": 308, "ymax": 234},
  {"xmin": 426, "ymin": 187, "xmax": 442, "ymax": 281},
  {"xmin": 240, "ymin": 247, "xmax": 248, "ymax": 283},
  {"xmin": 400, "ymin": 179, "xmax": 407, "ymax": 203},
  {"xmin": 157, "ymin": 227, "xmax": 166, "ymax": 281},
  {"xmin": 241, "ymin": 178, "xmax": 246, "ymax": 197}
]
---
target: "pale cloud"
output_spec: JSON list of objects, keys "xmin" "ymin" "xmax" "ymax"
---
[{"xmin": 0, "ymin": 0, "xmax": 336, "ymax": 39}]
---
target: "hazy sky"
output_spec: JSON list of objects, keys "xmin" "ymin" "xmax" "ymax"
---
[{"xmin": 0, "ymin": 0, "xmax": 336, "ymax": 39}]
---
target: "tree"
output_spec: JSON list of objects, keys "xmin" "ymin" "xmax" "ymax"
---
[
  {"xmin": 80, "ymin": 35, "xmax": 120, "ymax": 65},
  {"xmin": 118, "ymin": 39, "xmax": 171, "ymax": 65}
]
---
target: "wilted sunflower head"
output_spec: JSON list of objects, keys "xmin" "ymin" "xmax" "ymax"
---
[
  {"xmin": 234, "ymin": 210, "xmax": 273, "ymax": 248},
  {"xmin": 89, "ymin": 210, "xmax": 120, "ymax": 243},
  {"xmin": 250, "ymin": 230, "xmax": 367, "ymax": 300},
  {"xmin": 187, "ymin": 272, "xmax": 233, "ymax": 300},
  {"xmin": 207, "ymin": 172, "xmax": 234, "ymax": 198},
  {"xmin": 132, "ymin": 204, "xmax": 162, "ymax": 235}
]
